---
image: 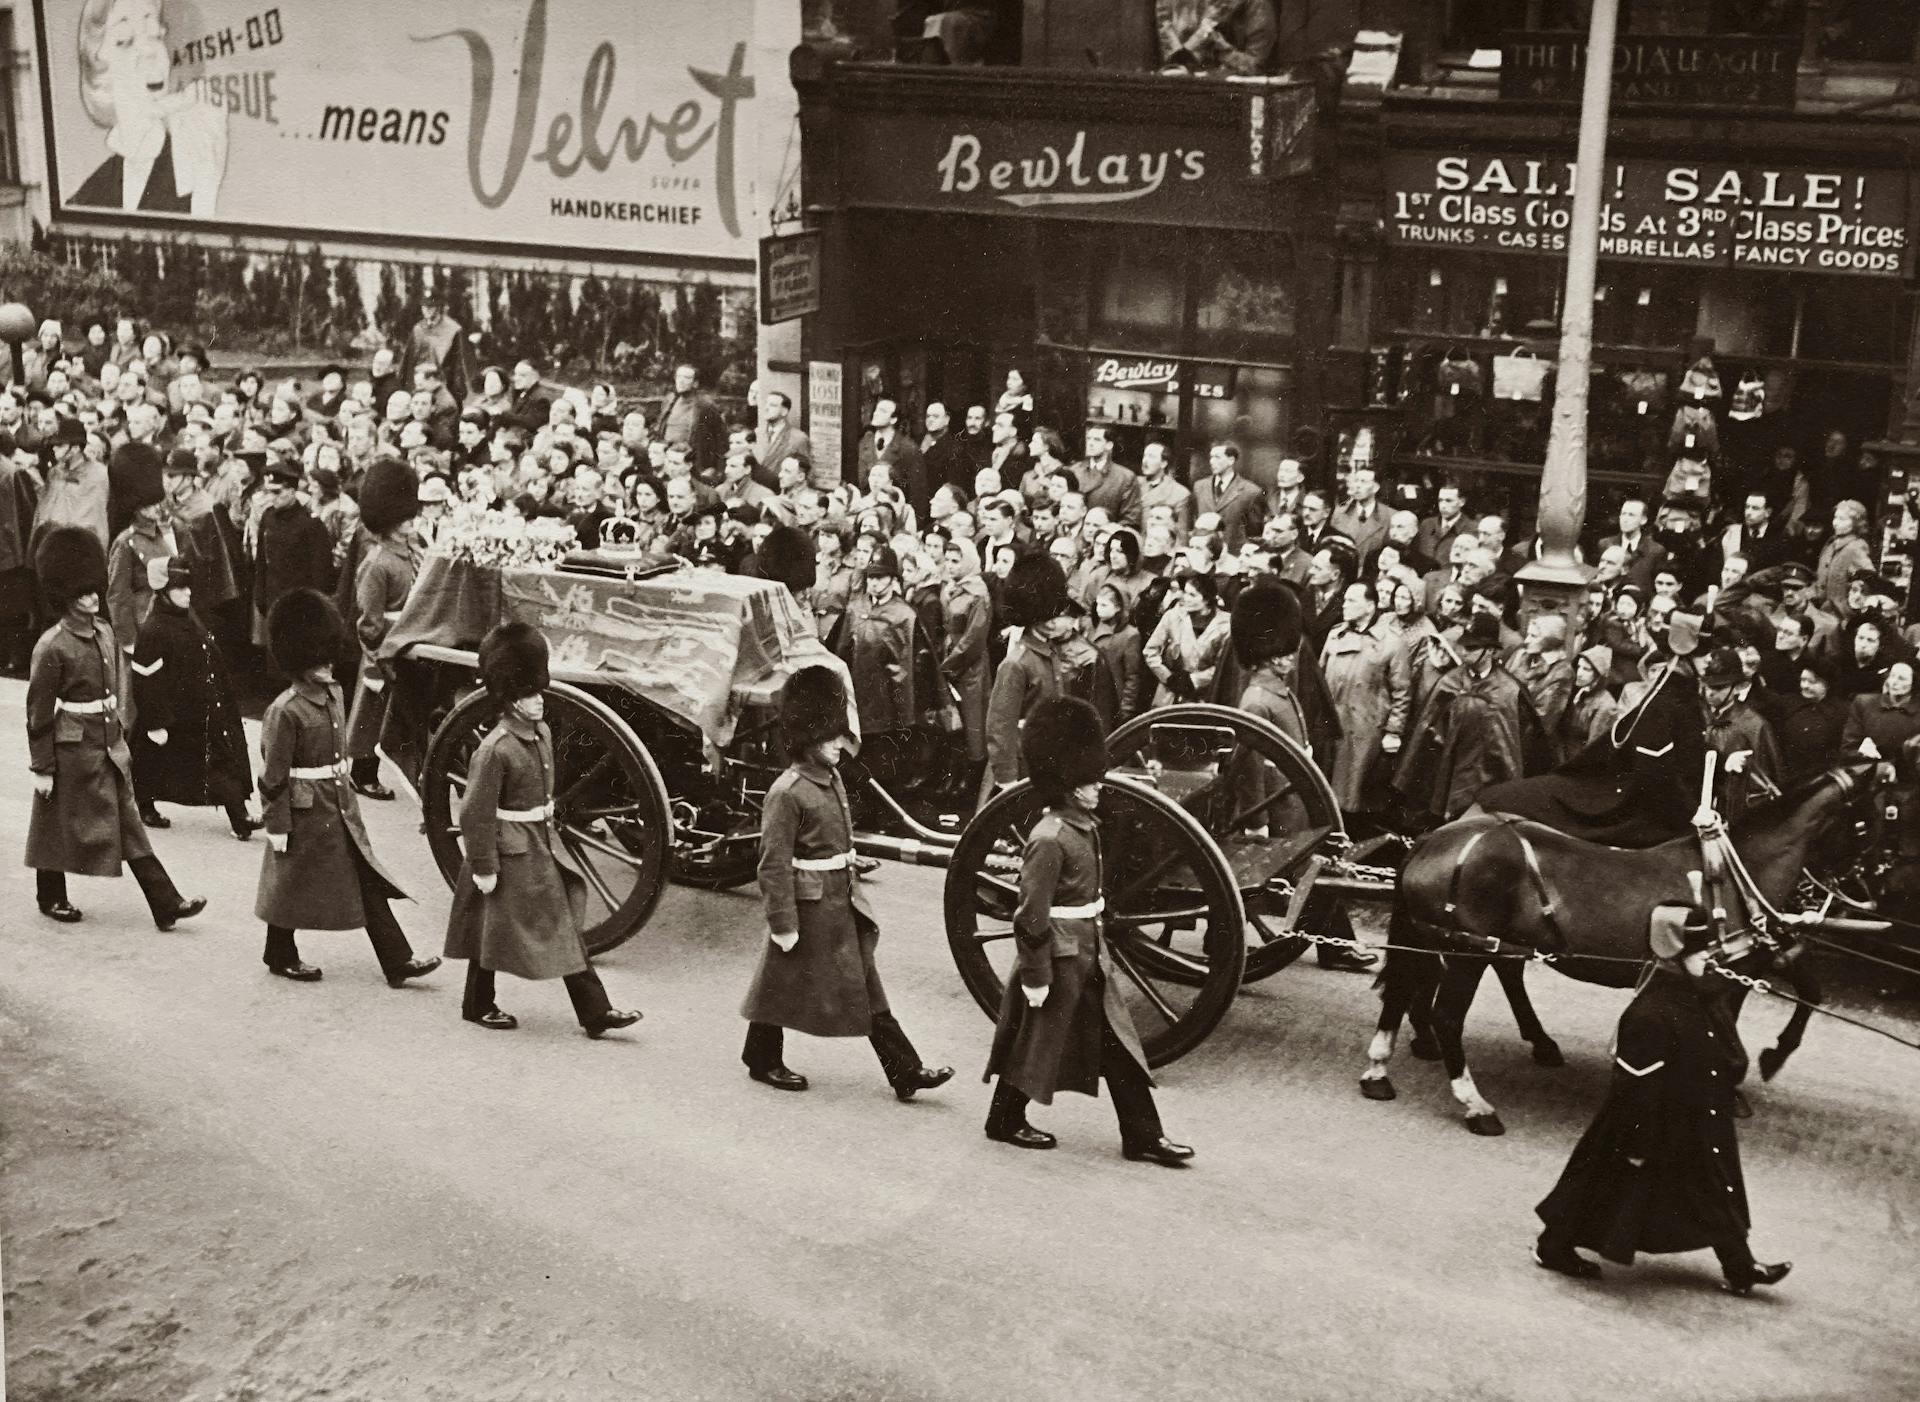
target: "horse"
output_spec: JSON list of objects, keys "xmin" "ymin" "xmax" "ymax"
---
[{"xmin": 1359, "ymin": 761, "xmax": 1871, "ymax": 1135}]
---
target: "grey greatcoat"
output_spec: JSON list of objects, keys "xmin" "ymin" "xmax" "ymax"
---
[
  {"xmin": 344, "ymin": 538, "xmax": 420, "ymax": 759},
  {"xmin": 1321, "ymin": 619, "xmax": 1412, "ymax": 811},
  {"xmin": 984, "ymin": 805, "xmax": 1151, "ymax": 1105},
  {"xmin": 740, "ymin": 762, "xmax": 889, "ymax": 1037},
  {"xmin": 24, "ymin": 617, "xmax": 153, "ymax": 876},
  {"xmin": 444, "ymin": 716, "xmax": 589, "ymax": 980},
  {"xmin": 255, "ymin": 679, "xmax": 407, "ymax": 929}
]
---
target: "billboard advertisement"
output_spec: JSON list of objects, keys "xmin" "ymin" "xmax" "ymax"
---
[{"xmin": 33, "ymin": 0, "xmax": 761, "ymax": 265}]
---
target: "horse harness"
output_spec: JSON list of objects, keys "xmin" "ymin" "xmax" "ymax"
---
[{"xmin": 1416, "ymin": 813, "xmax": 1572, "ymax": 960}]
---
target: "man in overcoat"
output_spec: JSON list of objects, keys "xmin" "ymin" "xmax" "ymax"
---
[
  {"xmin": 254, "ymin": 588, "xmax": 440, "ymax": 988},
  {"xmin": 983, "ymin": 697, "xmax": 1193, "ymax": 1164},
  {"xmin": 344, "ymin": 457, "xmax": 421, "ymax": 800},
  {"xmin": 445, "ymin": 623, "xmax": 641, "ymax": 1037},
  {"xmin": 1699, "ymin": 646, "xmax": 1783, "ymax": 823},
  {"xmin": 25, "ymin": 526, "xmax": 205, "ymax": 928},
  {"xmin": 1395, "ymin": 614, "xmax": 1539, "ymax": 824},
  {"xmin": 1535, "ymin": 906, "xmax": 1791, "ymax": 1296},
  {"xmin": 130, "ymin": 559, "xmax": 255, "ymax": 839},
  {"xmin": 739, "ymin": 666, "xmax": 952, "ymax": 1097}
]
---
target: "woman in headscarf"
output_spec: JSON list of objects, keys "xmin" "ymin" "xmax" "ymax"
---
[{"xmin": 938, "ymin": 535, "xmax": 993, "ymax": 787}]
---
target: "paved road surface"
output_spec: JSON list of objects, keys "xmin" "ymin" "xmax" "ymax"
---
[{"xmin": 3, "ymin": 681, "xmax": 1918, "ymax": 1401}]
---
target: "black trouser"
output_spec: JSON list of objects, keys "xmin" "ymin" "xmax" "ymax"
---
[
  {"xmin": 37, "ymin": 857, "xmax": 183, "ymax": 921},
  {"xmin": 463, "ymin": 962, "xmax": 612, "ymax": 1026},
  {"xmin": 1309, "ymin": 894, "xmax": 1365, "ymax": 968},
  {"xmin": 987, "ymin": 1025, "xmax": 1164, "ymax": 1146},
  {"xmin": 349, "ymin": 756, "xmax": 383, "ymax": 788},
  {"xmin": 263, "ymin": 863, "xmax": 415, "ymax": 974},
  {"xmin": 742, "ymin": 1012, "xmax": 923, "ymax": 1088}
]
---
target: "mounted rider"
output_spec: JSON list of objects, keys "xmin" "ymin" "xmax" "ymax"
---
[{"xmin": 1476, "ymin": 611, "xmax": 1709, "ymax": 847}]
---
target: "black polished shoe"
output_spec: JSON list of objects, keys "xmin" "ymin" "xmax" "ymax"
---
[
  {"xmin": 38, "ymin": 900, "xmax": 83, "ymax": 924},
  {"xmin": 139, "ymin": 806, "xmax": 171, "ymax": 829},
  {"xmin": 385, "ymin": 956, "xmax": 442, "ymax": 988},
  {"xmin": 750, "ymin": 1066, "xmax": 809, "ymax": 1091},
  {"xmin": 583, "ymin": 1008, "xmax": 642, "ymax": 1039},
  {"xmin": 1722, "ymin": 1261, "xmax": 1791, "ymax": 1296},
  {"xmin": 1122, "ymin": 1136, "xmax": 1196, "ymax": 1167},
  {"xmin": 1533, "ymin": 1245, "xmax": 1603, "ymax": 1281},
  {"xmin": 231, "ymin": 817, "xmax": 261, "ymax": 841},
  {"xmin": 155, "ymin": 897, "xmax": 207, "ymax": 931},
  {"xmin": 986, "ymin": 1123, "xmax": 1057, "ymax": 1150},
  {"xmin": 463, "ymin": 1008, "xmax": 518, "ymax": 1030},
  {"xmin": 893, "ymin": 1065, "xmax": 955, "ymax": 1101},
  {"xmin": 351, "ymin": 780, "xmax": 396, "ymax": 801},
  {"xmin": 268, "ymin": 961, "xmax": 323, "ymax": 982},
  {"xmin": 1318, "ymin": 947, "xmax": 1381, "ymax": 974}
]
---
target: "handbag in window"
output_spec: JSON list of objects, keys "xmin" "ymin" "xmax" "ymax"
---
[
  {"xmin": 1492, "ymin": 348, "xmax": 1548, "ymax": 402},
  {"xmin": 1729, "ymin": 372, "xmax": 1766, "ymax": 421}
]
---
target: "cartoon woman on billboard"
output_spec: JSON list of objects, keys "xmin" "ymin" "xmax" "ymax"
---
[{"xmin": 67, "ymin": 0, "xmax": 228, "ymax": 215}]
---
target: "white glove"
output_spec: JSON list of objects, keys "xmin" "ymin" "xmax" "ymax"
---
[
  {"xmin": 1381, "ymin": 733, "xmax": 1402, "ymax": 755},
  {"xmin": 1724, "ymin": 749, "xmax": 1750, "ymax": 775},
  {"xmin": 1022, "ymin": 981, "xmax": 1050, "ymax": 1008},
  {"xmin": 145, "ymin": 555, "xmax": 173, "ymax": 591},
  {"xmin": 362, "ymin": 675, "xmax": 386, "ymax": 693},
  {"xmin": 1859, "ymin": 737, "xmax": 1882, "ymax": 760},
  {"xmin": 770, "ymin": 929, "xmax": 798, "ymax": 953},
  {"xmin": 266, "ymin": 832, "xmax": 289, "ymax": 854},
  {"xmin": 473, "ymin": 873, "xmax": 498, "ymax": 895},
  {"xmin": 32, "ymin": 772, "xmax": 53, "ymax": 799},
  {"xmin": 148, "ymin": 728, "xmax": 169, "ymax": 747}
]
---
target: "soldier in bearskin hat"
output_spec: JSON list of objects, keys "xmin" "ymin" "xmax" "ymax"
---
[
  {"xmin": 739, "ymin": 665, "xmax": 953, "ymax": 1097},
  {"xmin": 1536, "ymin": 905, "xmax": 1791, "ymax": 1296},
  {"xmin": 254, "ymin": 587, "xmax": 440, "ymax": 988},
  {"xmin": 444, "ymin": 622, "xmax": 642, "ymax": 1037},
  {"xmin": 343, "ymin": 455, "xmax": 423, "ymax": 800},
  {"xmin": 752, "ymin": 522, "xmax": 818, "ymax": 610},
  {"xmin": 25, "ymin": 525, "xmax": 206, "ymax": 927},
  {"xmin": 982, "ymin": 696, "xmax": 1192, "ymax": 1163},
  {"xmin": 130, "ymin": 557, "xmax": 256, "ymax": 839},
  {"xmin": 983, "ymin": 553, "xmax": 1077, "ymax": 794},
  {"xmin": 104, "ymin": 441, "xmax": 174, "ymax": 664}
]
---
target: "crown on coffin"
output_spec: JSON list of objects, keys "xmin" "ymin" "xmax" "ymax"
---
[{"xmin": 599, "ymin": 511, "xmax": 644, "ymax": 553}]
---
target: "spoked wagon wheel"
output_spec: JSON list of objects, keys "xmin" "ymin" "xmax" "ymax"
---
[
  {"xmin": 668, "ymin": 719, "xmax": 779, "ymax": 892},
  {"xmin": 944, "ymin": 776, "xmax": 1246, "ymax": 1068},
  {"xmin": 423, "ymin": 682, "xmax": 673, "ymax": 956},
  {"xmin": 1106, "ymin": 704, "xmax": 1346, "ymax": 985}
]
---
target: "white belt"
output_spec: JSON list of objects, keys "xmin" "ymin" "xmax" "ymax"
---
[
  {"xmin": 289, "ymin": 761, "xmax": 349, "ymax": 780},
  {"xmin": 55, "ymin": 697, "xmax": 116, "ymax": 715},
  {"xmin": 1050, "ymin": 898, "xmax": 1105, "ymax": 919},
  {"xmin": 793, "ymin": 853, "xmax": 851, "ymax": 871},
  {"xmin": 497, "ymin": 803, "xmax": 556, "ymax": 823}
]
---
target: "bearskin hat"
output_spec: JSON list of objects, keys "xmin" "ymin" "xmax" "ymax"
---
[
  {"xmin": 358, "ymin": 456, "xmax": 420, "ymax": 536},
  {"xmin": 1002, "ymin": 552, "xmax": 1072, "ymax": 628},
  {"xmin": 34, "ymin": 525, "xmax": 107, "ymax": 604},
  {"xmin": 109, "ymin": 440, "xmax": 165, "ymax": 515},
  {"xmin": 755, "ymin": 524, "xmax": 815, "ymax": 597},
  {"xmin": 1023, "ymin": 696, "xmax": 1108, "ymax": 797},
  {"xmin": 479, "ymin": 621, "xmax": 550, "ymax": 702},
  {"xmin": 779, "ymin": 665, "xmax": 850, "ymax": 761},
  {"xmin": 1231, "ymin": 583, "xmax": 1303, "ymax": 668},
  {"xmin": 267, "ymin": 588, "xmax": 347, "ymax": 676}
]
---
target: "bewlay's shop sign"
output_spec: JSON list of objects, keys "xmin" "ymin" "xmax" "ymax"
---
[
  {"xmin": 1385, "ymin": 151, "xmax": 1913, "ymax": 278},
  {"xmin": 839, "ymin": 112, "xmax": 1281, "ymax": 229}
]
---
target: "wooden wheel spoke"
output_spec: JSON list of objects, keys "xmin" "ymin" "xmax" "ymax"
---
[
  {"xmin": 567, "ymin": 801, "xmax": 650, "ymax": 823},
  {"xmin": 1108, "ymin": 941, "xmax": 1184, "ymax": 1025},
  {"xmin": 555, "ymin": 753, "xmax": 617, "ymax": 809},
  {"xmin": 1112, "ymin": 927, "xmax": 1210, "ymax": 982},
  {"xmin": 560, "ymin": 833, "xmax": 625, "ymax": 915},
  {"xmin": 973, "ymin": 925, "xmax": 1016, "ymax": 945},
  {"xmin": 561, "ymin": 823, "xmax": 654, "ymax": 871}
]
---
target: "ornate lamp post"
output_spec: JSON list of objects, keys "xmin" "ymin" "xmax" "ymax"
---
[
  {"xmin": 0, "ymin": 302, "xmax": 37, "ymax": 386},
  {"xmin": 1514, "ymin": 0, "xmax": 1621, "ymax": 637}
]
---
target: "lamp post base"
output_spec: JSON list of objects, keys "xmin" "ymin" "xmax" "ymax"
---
[{"xmin": 1514, "ymin": 558, "xmax": 1595, "ymax": 643}]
